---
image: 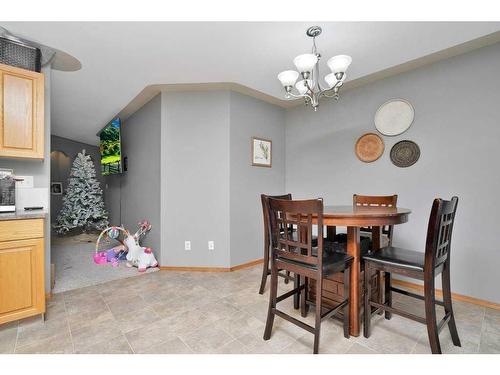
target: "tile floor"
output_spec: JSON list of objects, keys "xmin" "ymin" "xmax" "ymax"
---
[{"xmin": 1, "ymin": 264, "xmax": 499, "ymax": 354}]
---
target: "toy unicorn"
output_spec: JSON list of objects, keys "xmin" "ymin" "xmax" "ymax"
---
[
  {"xmin": 94, "ymin": 220, "xmax": 158, "ymax": 272},
  {"xmin": 124, "ymin": 231, "xmax": 158, "ymax": 272}
]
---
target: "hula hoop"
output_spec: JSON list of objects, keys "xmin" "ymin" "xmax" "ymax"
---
[{"xmin": 95, "ymin": 226, "xmax": 128, "ymax": 254}]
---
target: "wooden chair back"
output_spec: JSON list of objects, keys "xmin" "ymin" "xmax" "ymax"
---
[
  {"xmin": 425, "ymin": 196, "xmax": 459, "ymax": 270},
  {"xmin": 261, "ymin": 194, "xmax": 292, "ymax": 247},
  {"xmin": 353, "ymin": 194, "xmax": 398, "ymax": 243},
  {"xmin": 268, "ymin": 198, "xmax": 324, "ymax": 268}
]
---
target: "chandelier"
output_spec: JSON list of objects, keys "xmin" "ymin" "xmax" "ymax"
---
[{"xmin": 277, "ymin": 26, "xmax": 352, "ymax": 111}]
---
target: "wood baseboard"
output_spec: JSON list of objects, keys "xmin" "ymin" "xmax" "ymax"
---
[
  {"xmin": 160, "ymin": 258, "xmax": 263, "ymax": 273},
  {"xmin": 392, "ymin": 279, "xmax": 500, "ymax": 311}
]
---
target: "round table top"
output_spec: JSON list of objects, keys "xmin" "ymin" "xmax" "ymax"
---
[{"xmin": 320, "ymin": 205, "xmax": 411, "ymax": 226}]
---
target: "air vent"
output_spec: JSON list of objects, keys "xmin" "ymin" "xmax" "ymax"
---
[{"xmin": 0, "ymin": 37, "xmax": 41, "ymax": 72}]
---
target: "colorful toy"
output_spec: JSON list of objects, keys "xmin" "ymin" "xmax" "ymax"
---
[{"xmin": 94, "ymin": 221, "xmax": 158, "ymax": 272}]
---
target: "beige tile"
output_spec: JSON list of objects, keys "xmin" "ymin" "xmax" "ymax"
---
[
  {"xmin": 0, "ymin": 321, "xmax": 18, "ymax": 354},
  {"xmin": 291, "ymin": 328, "xmax": 353, "ymax": 354},
  {"xmin": 219, "ymin": 312, "xmax": 265, "ymax": 340},
  {"xmin": 139, "ymin": 337, "xmax": 193, "ymax": 354},
  {"xmin": 115, "ymin": 306, "xmax": 161, "ymax": 334},
  {"xmin": 64, "ymin": 294, "xmax": 109, "ymax": 316},
  {"xmin": 106, "ymin": 293, "xmax": 148, "ymax": 316},
  {"xmin": 346, "ymin": 343, "xmax": 379, "ymax": 354},
  {"xmin": 71, "ymin": 317, "xmax": 122, "ymax": 352},
  {"xmin": 15, "ymin": 331, "xmax": 73, "ymax": 354},
  {"xmin": 179, "ymin": 324, "xmax": 234, "ymax": 353},
  {"xmin": 67, "ymin": 306, "xmax": 114, "ymax": 332},
  {"xmin": 412, "ymin": 330, "xmax": 479, "ymax": 354},
  {"xmin": 16, "ymin": 318, "xmax": 70, "ymax": 348},
  {"xmin": 75, "ymin": 333, "xmax": 133, "ymax": 354},
  {"xmin": 212, "ymin": 339, "xmax": 248, "ymax": 354},
  {"xmin": 125, "ymin": 316, "xmax": 182, "ymax": 353},
  {"xmin": 478, "ymin": 331, "xmax": 500, "ymax": 354}
]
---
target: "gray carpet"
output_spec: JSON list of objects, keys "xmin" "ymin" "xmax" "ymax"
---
[{"xmin": 51, "ymin": 234, "xmax": 159, "ymax": 293}]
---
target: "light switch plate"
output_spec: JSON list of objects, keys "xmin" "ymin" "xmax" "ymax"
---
[
  {"xmin": 184, "ymin": 241, "xmax": 191, "ymax": 251},
  {"xmin": 208, "ymin": 241, "xmax": 215, "ymax": 250},
  {"xmin": 16, "ymin": 176, "xmax": 34, "ymax": 189}
]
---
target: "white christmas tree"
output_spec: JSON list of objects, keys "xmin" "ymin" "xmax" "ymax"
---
[{"xmin": 54, "ymin": 150, "xmax": 109, "ymax": 234}]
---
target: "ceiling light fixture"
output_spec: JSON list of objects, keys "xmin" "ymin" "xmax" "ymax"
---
[{"xmin": 277, "ymin": 26, "xmax": 352, "ymax": 111}]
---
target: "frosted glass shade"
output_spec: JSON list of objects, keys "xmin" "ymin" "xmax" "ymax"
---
[
  {"xmin": 327, "ymin": 55, "xmax": 352, "ymax": 74},
  {"xmin": 295, "ymin": 79, "xmax": 312, "ymax": 95},
  {"xmin": 277, "ymin": 70, "xmax": 299, "ymax": 87},
  {"xmin": 293, "ymin": 53, "xmax": 318, "ymax": 73},
  {"xmin": 324, "ymin": 72, "xmax": 346, "ymax": 88}
]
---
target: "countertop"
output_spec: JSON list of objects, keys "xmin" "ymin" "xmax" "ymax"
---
[{"xmin": 0, "ymin": 209, "xmax": 47, "ymax": 221}]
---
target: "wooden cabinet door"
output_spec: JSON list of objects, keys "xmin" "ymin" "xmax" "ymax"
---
[
  {"xmin": 0, "ymin": 238, "xmax": 45, "ymax": 324},
  {"xmin": 0, "ymin": 63, "xmax": 44, "ymax": 159}
]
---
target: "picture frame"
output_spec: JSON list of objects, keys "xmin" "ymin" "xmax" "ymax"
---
[
  {"xmin": 51, "ymin": 182, "xmax": 63, "ymax": 195},
  {"xmin": 251, "ymin": 137, "xmax": 272, "ymax": 168}
]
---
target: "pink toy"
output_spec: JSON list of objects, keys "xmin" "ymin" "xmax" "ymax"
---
[{"xmin": 93, "ymin": 252, "xmax": 107, "ymax": 264}]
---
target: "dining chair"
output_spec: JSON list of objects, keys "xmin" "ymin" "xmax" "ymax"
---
[
  {"xmin": 363, "ymin": 197, "xmax": 461, "ymax": 354},
  {"xmin": 263, "ymin": 198, "xmax": 353, "ymax": 354},
  {"xmin": 259, "ymin": 194, "xmax": 293, "ymax": 295},
  {"xmin": 353, "ymin": 194, "xmax": 398, "ymax": 249}
]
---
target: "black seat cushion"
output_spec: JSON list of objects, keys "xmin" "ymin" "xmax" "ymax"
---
[
  {"xmin": 363, "ymin": 246, "xmax": 426, "ymax": 271},
  {"xmin": 277, "ymin": 251, "xmax": 353, "ymax": 276}
]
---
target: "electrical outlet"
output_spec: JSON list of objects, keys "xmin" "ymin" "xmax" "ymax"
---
[
  {"xmin": 208, "ymin": 241, "xmax": 215, "ymax": 250},
  {"xmin": 184, "ymin": 241, "xmax": 191, "ymax": 251},
  {"xmin": 15, "ymin": 176, "xmax": 34, "ymax": 189}
]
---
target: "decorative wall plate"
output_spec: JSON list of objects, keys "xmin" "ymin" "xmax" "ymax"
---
[
  {"xmin": 355, "ymin": 133, "xmax": 384, "ymax": 163},
  {"xmin": 390, "ymin": 140, "xmax": 420, "ymax": 168},
  {"xmin": 374, "ymin": 99, "xmax": 414, "ymax": 136}
]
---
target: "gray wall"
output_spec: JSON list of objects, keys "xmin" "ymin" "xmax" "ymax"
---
[
  {"xmin": 229, "ymin": 92, "xmax": 286, "ymax": 266},
  {"xmin": 285, "ymin": 43, "xmax": 500, "ymax": 303},
  {"xmin": 50, "ymin": 135, "xmax": 104, "ymax": 223},
  {"xmin": 0, "ymin": 66, "xmax": 52, "ymax": 293},
  {"xmin": 161, "ymin": 91, "xmax": 231, "ymax": 267},
  {"xmin": 120, "ymin": 94, "xmax": 162, "ymax": 263}
]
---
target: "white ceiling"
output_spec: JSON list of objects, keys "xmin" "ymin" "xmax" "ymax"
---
[{"xmin": 2, "ymin": 22, "xmax": 500, "ymax": 144}]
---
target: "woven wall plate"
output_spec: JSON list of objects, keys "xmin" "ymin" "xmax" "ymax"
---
[
  {"xmin": 390, "ymin": 140, "xmax": 420, "ymax": 168},
  {"xmin": 355, "ymin": 133, "xmax": 384, "ymax": 163},
  {"xmin": 375, "ymin": 99, "xmax": 414, "ymax": 136}
]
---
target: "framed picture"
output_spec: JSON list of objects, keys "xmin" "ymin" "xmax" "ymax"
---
[
  {"xmin": 51, "ymin": 182, "xmax": 63, "ymax": 195},
  {"xmin": 251, "ymin": 137, "xmax": 272, "ymax": 168}
]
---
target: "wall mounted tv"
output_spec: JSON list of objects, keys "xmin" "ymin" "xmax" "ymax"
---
[{"xmin": 100, "ymin": 118, "xmax": 122, "ymax": 176}]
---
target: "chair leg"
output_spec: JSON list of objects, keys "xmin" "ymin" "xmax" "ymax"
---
[
  {"xmin": 384, "ymin": 272, "xmax": 392, "ymax": 320},
  {"xmin": 363, "ymin": 262, "xmax": 371, "ymax": 338},
  {"xmin": 284, "ymin": 271, "xmax": 290, "ymax": 284},
  {"xmin": 343, "ymin": 267, "xmax": 350, "ymax": 339},
  {"xmin": 263, "ymin": 261, "xmax": 278, "ymax": 340},
  {"xmin": 259, "ymin": 237, "xmax": 270, "ymax": 295},
  {"xmin": 313, "ymin": 276, "xmax": 323, "ymax": 354},
  {"xmin": 424, "ymin": 276, "xmax": 442, "ymax": 354},
  {"xmin": 442, "ymin": 262, "xmax": 461, "ymax": 347},
  {"xmin": 301, "ymin": 276, "xmax": 309, "ymax": 318},
  {"xmin": 293, "ymin": 273, "xmax": 300, "ymax": 310}
]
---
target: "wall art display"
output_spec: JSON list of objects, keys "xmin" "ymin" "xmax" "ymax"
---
[
  {"xmin": 51, "ymin": 182, "xmax": 63, "ymax": 195},
  {"xmin": 252, "ymin": 137, "xmax": 272, "ymax": 167},
  {"xmin": 375, "ymin": 99, "xmax": 414, "ymax": 136},
  {"xmin": 390, "ymin": 140, "xmax": 420, "ymax": 168},
  {"xmin": 355, "ymin": 133, "xmax": 385, "ymax": 163}
]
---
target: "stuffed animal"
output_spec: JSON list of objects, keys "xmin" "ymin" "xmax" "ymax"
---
[{"xmin": 124, "ymin": 232, "xmax": 158, "ymax": 272}]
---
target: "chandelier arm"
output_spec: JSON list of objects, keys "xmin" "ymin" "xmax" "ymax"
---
[
  {"xmin": 285, "ymin": 90, "xmax": 312, "ymax": 101},
  {"xmin": 318, "ymin": 81, "xmax": 343, "ymax": 99}
]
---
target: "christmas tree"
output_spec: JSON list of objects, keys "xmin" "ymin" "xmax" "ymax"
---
[{"xmin": 54, "ymin": 150, "xmax": 109, "ymax": 234}]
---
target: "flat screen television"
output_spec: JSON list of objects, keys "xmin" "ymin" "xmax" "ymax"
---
[{"xmin": 100, "ymin": 117, "xmax": 122, "ymax": 176}]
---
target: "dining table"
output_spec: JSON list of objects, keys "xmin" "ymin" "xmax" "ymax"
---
[{"xmin": 312, "ymin": 205, "xmax": 411, "ymax": 336}]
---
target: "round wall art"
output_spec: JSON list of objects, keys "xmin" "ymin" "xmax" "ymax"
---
[
  {"xmin": 390, "ymin": 140, "xmax": 420, "ymax": 168},
  {"xmin": 374, "ymin": 99, "xmax": 414, "ymax": 136},
  {"xmin": 355, "ymin": 133, "xmax": 384, "ymax": 163}
]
